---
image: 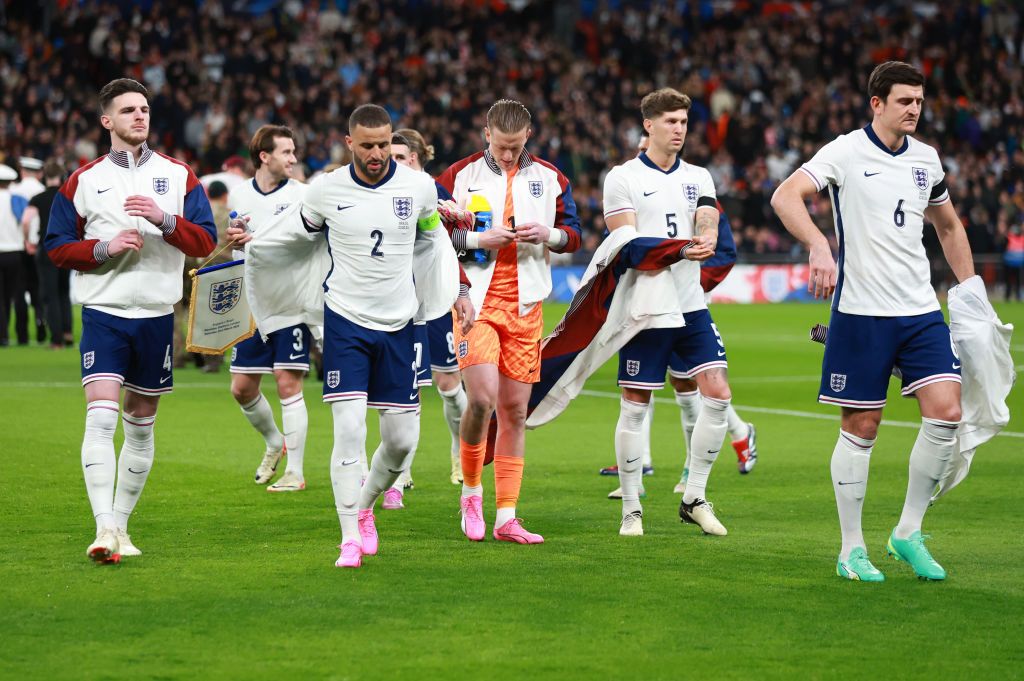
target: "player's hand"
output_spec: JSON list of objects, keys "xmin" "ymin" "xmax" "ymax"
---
[
  {"xmin": 227, "ymin": 215, "xmax": 253, "ymax": 245},
  {"xmin": 454, "ymin": 296, "xmax": 476, "ymax": 334},
  {"xmin": 808, "ymin": 244, "xmax": 837, "ymax": 299},
  {"xmin": 24, "ymin": 241, "xmax": 37, "ymax": 256},
  {"xmin": 513, "ymin": 221, "xmax": 550, "ymax": 245},
  {"xmin": 437, "ymin": 199, "xmax": 474, "ymax": 230},
  {"xmin": 478, "ymin": 227, "xmax": 515, "ymax": 250},
  {"xmin": 124, "ymin": 195, "xmax": 165, "ymax": 226},
  {"xmin": 682, "ymin": 234, "xmax": 714, "ymax": 262},
  {"xmin": 107, "ymin": 229, "xmax": 144, "ymax": 257}
]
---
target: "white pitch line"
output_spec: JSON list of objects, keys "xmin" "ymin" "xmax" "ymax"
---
[
  {"xmin": 577, "ymin": 389, "xmax": 1024, "ymax": 439},
  {"xmin": 4, "ymin": 381, "xmax": 1021, "ymax": 439}
]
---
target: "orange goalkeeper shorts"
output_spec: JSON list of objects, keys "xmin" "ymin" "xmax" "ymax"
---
[{"xmin": 453, "ymin": 299, "xmax": 543, "ymax": 384}]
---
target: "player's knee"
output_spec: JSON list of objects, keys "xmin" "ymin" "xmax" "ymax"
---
[
  {"xmin": 466, "ymin": 392, "xmax": 496, "ymax": 419},
  {"xmin": 669, "ymin": 376, "xmax": 697, "ymax": 392},
  {"xmin": 382, "ymin": 412, "xmax": 419, "ymax": 455},
  {"xmin": 495, "ymin": 400, "xmax": 527, "ymax": 427},
  {"xmin": 434, "ymin": 372, "xmax": 460, "ymax": 393},
  {"xmin": 231, "ymin": 380, "xmax": 258, "ymax": 405},
  {"xmin": 274, "ymin": 371, "xmax": 303, "ymax": 400}
]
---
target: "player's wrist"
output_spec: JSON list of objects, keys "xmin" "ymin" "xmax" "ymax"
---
[
  {"xmin": 545, "ymin": 227, "xmax": 566, "ymax": 249},
  {"xmin": 94, "ymin": 240, "xmax": 111, "ymax": 262},
  {"xmin": 458, "ymin": 283, "xmax": 470, "ymax": 299},
  {"xmin": 160, "ymin": 212, "xmax": 177, "ymax": 235}
]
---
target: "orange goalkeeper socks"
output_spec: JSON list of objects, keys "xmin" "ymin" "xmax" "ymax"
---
[
  {"xmin": 494, "ymin": 454, "xmax": 524, "ymax": 510},
  {"xmin": 460, "ymin": 438, "xmax": 486, "ymax": 488}
]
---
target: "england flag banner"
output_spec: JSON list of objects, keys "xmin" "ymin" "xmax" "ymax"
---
[{"xmin": 186, "ymin": 259, "xmax": 256, "ymax": 354}]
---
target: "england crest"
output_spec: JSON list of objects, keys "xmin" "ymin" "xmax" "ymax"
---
[
  {"xmin": 912, "ymin": 167, "xmax": 929, "ymax": 191},
  {"xmin": 458, "ymin": 340, "xmax": 469, "ymax": 359},
  {"xmin": 327, "ymin": 370, "xmax": 340, "ymax": 389},
  {"xmin": 153, "ymin": 177, "xmax": 169, "ymax": 195},
  {"xmin": 626, "ymin": 360, "xmax": 640, "ymax": 377},
  {"xmin": 83, "ymin": 351, "xmax": 95, "ymax": 370},
  {"xmin": 393, "ymin": 196, "xmax": 413, "ymax": 220},
  {"xmin": 684, "ymin": 184, "xmax": 699, "ymax": 205},
  {"xmin": 209, "ymin": 277, "xmax": 242, "ymax": 315},
  {"xmin": 830, "ymin": 373, "xmax": 847, "ymax": 392},
  {"xmin": 529, "ymin": 181, "xmax": 544, "ymax": 198}
]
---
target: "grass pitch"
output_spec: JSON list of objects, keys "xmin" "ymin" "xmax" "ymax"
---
[{"xmin": 1, "ymin": 302, "xmax": 1022, "ymax": 680}]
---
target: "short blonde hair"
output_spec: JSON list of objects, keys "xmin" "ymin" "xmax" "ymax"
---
[{"xmin": 486, "ymin": 99, "xmax": 531, "ymax": 134}]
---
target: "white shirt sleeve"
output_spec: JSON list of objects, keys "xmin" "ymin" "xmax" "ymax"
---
[
  {"xmin": 300, "ymin": 175, "xmax": 327, "ymax": 233},
  {"xmin": 602, "ymin": 166, "xmax": 635, "ymax": 220},
  {"xmin": 698, "ymin": 167, "xmax": 717, "ymax": 201},
  {"xmin": 416, "ymin": 176, "xmax": 441, "ymax": 231},
  {"xmin": 929, "ymin": 151, "xmax": 950, "ymax": 206},
  {"xmin": 799, "ymin": 136, "xmax": 848, "ymax": 192}
]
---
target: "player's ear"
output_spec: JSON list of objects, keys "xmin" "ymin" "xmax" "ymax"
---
[
  {"xmin": 345, "ymin": 135, "xmax": 354, "ymax": 150},
  {"xmin": 483, "ymin": 127, "xmax": 491, "ymax": 144},
  {"xmin": 100, "ymin": 113, "xmax": 113, "ymax": 131}
]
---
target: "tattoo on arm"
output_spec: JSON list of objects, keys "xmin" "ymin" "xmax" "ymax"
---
[{"xmin": 695, "ymin": 209, "xmax": 717, "ymax": 240}]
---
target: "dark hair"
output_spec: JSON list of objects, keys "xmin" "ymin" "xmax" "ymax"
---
[
  {"xmin": 391, "ymin": 133, "xmax": 411, "ymax": 147},
  {"xmin": 868, "ymin": 61, "xmax": 925, "ymax": 101},
  {"xmin": 348, "ymin": 104, "xmax": 391, "ymax": 133},
  {"xmin": 640, "ymin": 88, "xmax": 691, "ymax": 121},
  {"xmin": 98, "ymin": 78, "xmax": 149, "ymax": 112},
  {"xmin": 249, "ymin": 125, "xmax": 294, "ymax": 169},
  {"xmin": 42, "ymin": 161, "xmax": 64, "ymax": 181},
  {"xmin": 207, "ymin": 180, "xmax": 229, "ymax": 199}
]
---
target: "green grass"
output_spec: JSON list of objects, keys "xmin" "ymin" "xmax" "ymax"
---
[{"xmin": 2, "ymin": 302, "xmax": 1022, "ymax": 680}]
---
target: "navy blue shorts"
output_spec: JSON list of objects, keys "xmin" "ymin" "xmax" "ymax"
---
[
  {"xmin": 322, "ymin": 306, "xmax": 419, "ymax": 411},
  {"xmin": 818, "ymin": 309, "xmax": 961, "ymax": 408},
  {"xmin": 427, "ymin": 312, "xmax": 459, "ymax": 373},
  {"xmin": 80, "ymin": 307, "xmax": 174, "ymax": 396},
  {"xmin": 618, "ymin": 309, "xmax": 728, "ymax": 389},
  {"xmin": 230, "ymin": 324, "xmax": 312, "ymax": 374},
  {"xmin": 413, "ymin": 322, "xmax": 431, "ymax": 387}
]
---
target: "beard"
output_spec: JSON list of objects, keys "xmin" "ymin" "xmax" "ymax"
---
[
  {"xmin": 355, "ymin": 155, "xmax": 387, "ymax": 182},
  {"xmin": 115, "ymin": 127, "xmax": 149, "ymax": 148}
]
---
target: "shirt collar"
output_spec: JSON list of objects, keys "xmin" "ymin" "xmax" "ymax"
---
[
  {"xmin": 107, "ymin": 142, "xmax": 154, "ymax": 169},
  {"xmin": 483, "ymin": 149, "xmax": 533, "ymax": 175},
  {"xmin": 862, "ymin": 124, "xmax": 909, "ymax": 157}
]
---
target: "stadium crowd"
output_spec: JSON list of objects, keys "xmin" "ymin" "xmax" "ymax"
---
[{"xmin": 0, "ymin": 0, "xmax": 1022, "ymax": 261}]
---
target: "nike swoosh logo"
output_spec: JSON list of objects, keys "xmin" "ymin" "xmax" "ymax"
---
[
  {"xmin": 409, "ymin": 392, "xmax": 419, "ymax": 400},
  {"xmin": 446, "ymin": 356, "xmax": 457, "ymax": 364},
  {"xmin": 289, "ymin": 353, "xmax": 304, "ymax": 360},
  {"xmin": 127, "ymin": 467, "xmax": 149, "ymax": 474},
  {"xmin": 341, "ymin": 459, "xmax": 359, "ymax": 466},
  {"xmin": 643, "ymin": 190, "xmax": 658, "ymax": 197},
  {"xmin": 97, "ymin": 188, "xmax": 112, "ymax": 194},
  {"xmin": 952, "ymin": 363, "xmax": 961, "ymax": 369},
  {"xmin": 468, "ymin": 187, "xmax": 482, "ymax": 193},
  {"xmin": 387, "ymin": 468, "xmax": 403, "ymax": 474},
  {"xmin": 626, "ymin": 457, "xmax": 640, "ymax": 464},
  {"xmin": 85, "ymin": 463, "xmax": 102, "ymax": 468},
  {"xmin": 337, "ymin": 204, "xmax": 355, "ymax": 211},
  {"xmin": 707, "ymin": 449, "xmax": 720, "ymax": 455},
  {"xmin": 837, "ymin": 481, "xmax": 864, "ymax": 485},
  {"xmin": 863, "ymin": 171, "xmax": 881, "ymax": 177},
  {"xmin": 717, "ymin": 350, "xmax": 726, "ymax": 356},
  {"xmin": 160, "ymin": 376, "xmax": 171, "ymax": 384}
]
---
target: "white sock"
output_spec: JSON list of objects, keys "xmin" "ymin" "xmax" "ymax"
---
[
  {"xmin": 360, "ymin": 410, "xmax": 420, "ymax": 510},
  {"xmin": 330, "ymin": 400, "xmax": 367, "ymax": 544},
  {"xmin": 615, "ymin": 397, "xmax": 648, "ymax": 516},
  {"xmin": 641, "ymin": 399, "xmax": 653, "ymax": 468},
  {"xmin": 831, "ymin": 429, "xmax": 875, "ymax": 561},
  {"xmin": 281, "ymin": 393, "xmax": 307, "ymax": 477},
  {"xmin": 241, "ymin": 393, "xmax": 284, "ymax": 451},
  {"xmin": 726, "ymin": 405, "xmax": 748, "ymax": 442},
  {"xmin": 113, "ymin": 413, "xmax": 156, "ymax": 532},
  {"xmin": 82, "ymin": 400, "xmax": 119, "ymax": 533},
  {"xmin": 895, "ymin": 417, "xmax": 959, "ymax": 539},
  {"xmin": 674, "ymin": 389, "xmax": 701, "ymax": 474},
  {"xmin": 682, "ymin": 395, "xmax": 729, "ymax": 504},
  {"xmin": 438, "ymin": 383, "xmax": 467, "ymax": 459},
  {"xmin": 462, "ymin": 483, "xmax": 483, "ymax": 497},
  {"xmin": 495, "ymin": 506, "xmax": 515, "ymax": 528}
]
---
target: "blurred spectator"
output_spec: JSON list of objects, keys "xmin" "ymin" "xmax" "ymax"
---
[
  {"xmin": 1003, "ymin": 221, "xmax": 1024, "ymax": 300},
  {"xmin": 22, "ymin": 160, "xmax": 72, "ymax": 348},
  {"xmin": 0, "ymin": 164, "xmax": 28, "ymax": 346},
  {"xmin": 0, "ymin": 0, "xmax": 1021, "ymax": 260}
]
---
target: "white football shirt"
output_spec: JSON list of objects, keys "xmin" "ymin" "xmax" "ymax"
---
[
  {"xmin": 228, "ymin": 177, "xmax": 307, "ymax": 259},
  {"xmin": 800, "ymin": 125, "xmax": 949, "ymax": 316},
  {"xmin": 603, "ymin": 153, "xmax": 717, "ymax": 313},
  {"xmin": 300, "ymin": 161, "xmax": 440, "ymax": 331}
]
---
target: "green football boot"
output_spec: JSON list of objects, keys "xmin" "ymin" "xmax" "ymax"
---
[
  {"xmin": 886, "ymin": 530, "xmax": 946, "ymax": 581},
  {"xmin": 836, "ymin": 546, "xmax": 885, "ymax": 582}
]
